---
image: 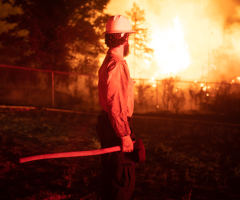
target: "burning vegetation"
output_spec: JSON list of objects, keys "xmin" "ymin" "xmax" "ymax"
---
[
  {"xmin": 0, "ymin": 1, "xmax": 240, "ymax": 199},
  {"xmin": 0, "ymin": 1, "xmax": 240, "ymax": 115}
]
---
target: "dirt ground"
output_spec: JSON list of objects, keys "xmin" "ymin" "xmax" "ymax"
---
[{"xmin": 0, "ymin": 109, "xmax": 240, "ymax": 200}]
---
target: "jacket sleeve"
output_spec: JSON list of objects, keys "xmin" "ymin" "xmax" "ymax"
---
[{"xmin": 106, "ymin": 59, "xmax": 131, "ymax": 137}]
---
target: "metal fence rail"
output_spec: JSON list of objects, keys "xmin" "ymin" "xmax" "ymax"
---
[{"xmin": 1, "ymin": 64, "xmax": 240, "ymax": 114}]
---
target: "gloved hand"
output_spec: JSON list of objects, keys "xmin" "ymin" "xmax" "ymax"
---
[{"xmin": 121, "ymin": 135, "xmax": 133, "ymax": 153}]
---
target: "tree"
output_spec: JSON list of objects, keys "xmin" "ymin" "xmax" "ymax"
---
[
  {"xmin": 161, "ymin": 77, "xmax": 175, "ymax": 111},
  {"xmin": 172, "ymin": 89, "xmax": 185, "ymax": 114},
  {"xmin": 189, "ymin": 83, "xmax": 199, "ymax": 110},
  {"xmin": 0, "ymin": 0, "xmax": 110, "ymax": 73},
  {"xmin": 126, "ymin": 2, "xmax": 153, "ymax": 77}
]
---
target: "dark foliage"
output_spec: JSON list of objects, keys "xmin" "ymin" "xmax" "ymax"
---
[
  {"xmin": 0, "ymin": 0, "xmax": 110, "ymax": 72},
  {"xmin": 210, "ymin": 81, "xmax": 240, "ymax": 114},
  {"xmin": 1, "ymin": 110, "xmax": 240, "ymax": 199}
]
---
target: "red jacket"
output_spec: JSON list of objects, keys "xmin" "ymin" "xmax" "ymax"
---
[{"xmin": 98, "ymin": 48, "xmax": 134, "ymax": 137}]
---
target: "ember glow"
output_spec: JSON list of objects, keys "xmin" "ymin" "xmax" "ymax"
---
[{"xmin": 105, "ymin": 0, "xmax": 240, "ymax": 81}]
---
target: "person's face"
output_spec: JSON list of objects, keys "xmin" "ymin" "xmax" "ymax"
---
[{"xmin": 123, "ymin": 39, "xmax": 130, "ymax": 57}]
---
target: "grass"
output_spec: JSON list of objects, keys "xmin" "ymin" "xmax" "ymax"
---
[{"xmin": 0, "ymin": 109, "xmax": 240, "ymax": 199}]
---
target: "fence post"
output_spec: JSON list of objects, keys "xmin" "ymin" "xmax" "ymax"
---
[
  {"xmin": 52, "ymin": 72, "xmax": 55, "ymax": 108},
  {"xmin": 156, "ymin": 80, "xmax": 158, "ymax": 112}
]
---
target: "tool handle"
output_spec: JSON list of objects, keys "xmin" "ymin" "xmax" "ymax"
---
[{"xmin": 20, "ymin": 141, "xmax": 135, "ymax": 163}]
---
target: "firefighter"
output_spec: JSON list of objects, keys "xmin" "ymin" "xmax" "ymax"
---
[{"xmin": 96, "ymin": 15, "xmax": 136, "ymax": 200}]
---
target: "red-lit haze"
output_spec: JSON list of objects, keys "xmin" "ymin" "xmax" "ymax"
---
[{"xmin": 105, "ymin": 0, "xmax": 240, "ymax": 82}]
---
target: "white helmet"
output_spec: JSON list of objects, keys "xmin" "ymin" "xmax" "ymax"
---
[{"xmin": 104, "ymin": 15, "xmax": 135, "ymax": 34}]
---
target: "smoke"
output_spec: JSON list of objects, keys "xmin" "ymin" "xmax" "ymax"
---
[
  {"xmin": 204, "ymin": 0, "xmax": 240, "ymax": 81},
  {"xmin": 104, "ymin": 0, "xmax": 240, "ymax": 81},
  {"xmin": 206, "ymin": 0, "xmax": 240, "ymax": 27}
]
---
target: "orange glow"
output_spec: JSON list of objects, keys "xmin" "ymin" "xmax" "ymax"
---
[
  {"xmin": 105, "ymin": 0, "xmax": 240, "ymax": 81},
  {"xmin": 150, "ymin": 76, "xmax": 157, "ymax": 87},
  {"xmin": 150, "ymin": 16, "xmax": 191, "ymax": 75}
]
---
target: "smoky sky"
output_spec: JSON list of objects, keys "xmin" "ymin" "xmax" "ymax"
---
[
  {"xmin": 105, "ymin": 0, "xmax": 240, "ymax": 81},
  {"xmin": 1, "ymin": 0, "xmax": 240, "ymax": 81},
  {"xmin": 206, "ymin": 0, "xmax": 240, "ymax": 27}
]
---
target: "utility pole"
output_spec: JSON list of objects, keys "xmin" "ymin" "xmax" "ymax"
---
[{"xmin": 208, "ymin": 19, "xmax": 211, "ymax": 78}]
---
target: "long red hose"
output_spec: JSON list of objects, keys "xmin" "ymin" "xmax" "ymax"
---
[{"xmin": 20, "ymin": 142, "xmax": 135, "ymax": 163}]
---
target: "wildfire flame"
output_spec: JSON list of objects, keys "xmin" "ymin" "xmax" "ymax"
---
[
  {"xmin": 106, "ymin": 0, "xmax": 240, "ymax": 82},
  {"xmin": 150, "ymin": 16, "xmax": 191, "ymax": 76}
]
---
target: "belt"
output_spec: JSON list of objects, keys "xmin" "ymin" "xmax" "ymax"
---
[{"xmin": 101, "ymin": 110, "xmax": 132, "ymax": 123}]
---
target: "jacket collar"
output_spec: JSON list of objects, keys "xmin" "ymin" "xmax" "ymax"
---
[{"xmin": 107, "ymin": 48, "xmax": 125, "ymax": 62}]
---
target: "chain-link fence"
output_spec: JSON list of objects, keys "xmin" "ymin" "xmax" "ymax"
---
[
  {"xmin": 133, "ymin": 77, "xmax": 240, "ymax": 114},
  {"xmin": 1, "ymin": 64, "xmax": 240, "ymax": 114},
  {"xmin": 0, "ymin": 65, "xmax": 99, "ymax": 111}
]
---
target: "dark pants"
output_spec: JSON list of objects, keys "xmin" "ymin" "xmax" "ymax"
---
[{"xmin": 96, "ymin": 112, "xmax": 135, "ymax": 200}]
